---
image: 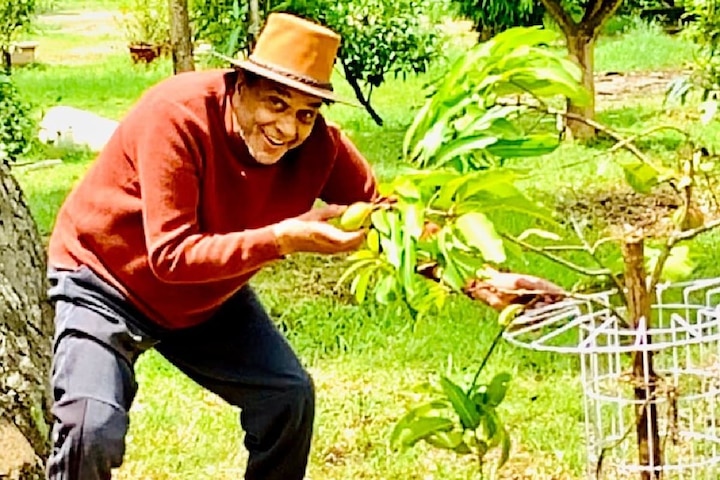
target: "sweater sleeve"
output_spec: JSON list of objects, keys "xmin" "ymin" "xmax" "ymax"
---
[
  {"xmin": 129, "ymin": 98, "xmax": 283, "ymax": 284},
  {"xmin": 319, "ymin": 127, "xmax": 378, "ymax": 205}
]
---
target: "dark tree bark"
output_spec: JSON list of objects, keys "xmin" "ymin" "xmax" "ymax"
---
[
  {"xmin": 169, "ymin": 0, "xmax": 195, "ymax": 74},
  {"xmin": 538, "ymin": 0, "xmax": 624, "ymax": 139},
  {"xmin": 0, "ymin": 160, "xmax": 54, "ymax": 478},
  {"xmin": 622, "ymin": 239, "xmax": 662, "ymax": 480}
]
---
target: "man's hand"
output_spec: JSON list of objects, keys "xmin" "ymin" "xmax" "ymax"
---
[
  {"xmin": 464, "ymin": 267, "xmax": 566, "ymax": 311},
  {"xmin": 273, "ymin": 205, "xmax": 366, "ymax": 255}
]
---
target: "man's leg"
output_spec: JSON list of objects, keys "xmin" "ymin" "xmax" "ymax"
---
[
  {"xmin": 156, "ymin": 286, "xmax": 314, "ymax": 480},
  {"xmin": 47, "ymin": 269, "xmax": 158, "ymax": 480}
]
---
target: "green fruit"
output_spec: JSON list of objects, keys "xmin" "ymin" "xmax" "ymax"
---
[{"xmin": 339, "ymin": 202, "xmax": 374, "ymax": 231}]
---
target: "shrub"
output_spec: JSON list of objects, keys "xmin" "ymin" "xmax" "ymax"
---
[
  {"xmin": 0, "ymin": 75, "xmax": 35, "ymax": 162},
  {"xmin": 0, "ymin": 0, "xmax": 37, "ymax": 72}
]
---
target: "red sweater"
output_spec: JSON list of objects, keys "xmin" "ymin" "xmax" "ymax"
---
[{"xmin": 48, "ymin": 69, "xmax": 377, "ymax": 329}]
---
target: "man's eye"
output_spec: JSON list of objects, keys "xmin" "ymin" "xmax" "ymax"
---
[
  {"xmin": 269, "ymin": 98, "xmax": 285, "ymax": 110},
  {"xmin": 299, "ymin": 111, "xmax": 315, "ymax": 124}
]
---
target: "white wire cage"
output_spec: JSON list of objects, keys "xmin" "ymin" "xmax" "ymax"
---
[{"xmin": 503, "ymin": 278, "xmax": 720, "ymax": 479}]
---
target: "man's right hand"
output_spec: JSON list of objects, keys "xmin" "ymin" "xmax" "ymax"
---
[{"xmin": 272, "ymin": 210, "xmax": 366, "ymax": 256}]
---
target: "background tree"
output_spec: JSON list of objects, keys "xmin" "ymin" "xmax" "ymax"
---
[
  {"xmin": 538, "ymin": 0, "xmax": 624, "ymax": 139},
  {"xmin": 0, "ymin": 0, "xmax": 37, "ymax": 74},
  {"xmin": 0, "ymin": 159, "xmax": 54, "ymax": 478},
  {"xmin": 191, "ymin": 0, "xmax": 442, "ymax": 126},
  {"xmin": 169, "ymin": 0, "xmax": 195, "ymax": 73},
  {"xmin": 452, "ymin": 0, "xmax": 546, "ymax": 41}
]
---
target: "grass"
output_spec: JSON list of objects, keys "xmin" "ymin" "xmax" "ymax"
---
[{"xmin": 10, "ymin": 5, "xmax": 720, "ymax": 479}]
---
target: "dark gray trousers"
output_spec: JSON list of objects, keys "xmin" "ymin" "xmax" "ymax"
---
[{"xmin": 46, "ymin": 266, "xmax": 314, "ymax": 480}]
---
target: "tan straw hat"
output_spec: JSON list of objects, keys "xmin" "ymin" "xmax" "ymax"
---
[{"xmin": 216, "ymin": 13, "xmax": 349, "ymax": 104}]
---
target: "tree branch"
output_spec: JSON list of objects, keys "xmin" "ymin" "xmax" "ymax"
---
[
  {"xmin": 503, "ymin": 233, "xmax": 613, "ymax": 276},
  {"xmin": 538, "ymin": 0, "xmax": 577, "ymax": 36},
  {"xmin": 585, "ymin": 0, "xmax": 625, "ymax": 36},
  {"xmin": 340, "ymin": 58, "xmax": 384, "ymax": 126},
  {"xmin": 648, "ymin": 219, "xmax": 720, "ymax": 292}
]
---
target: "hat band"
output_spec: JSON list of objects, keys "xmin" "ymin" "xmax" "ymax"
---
[{"xmin": 247, "ymin": 57, "xmax": 334, "ymax": 92}]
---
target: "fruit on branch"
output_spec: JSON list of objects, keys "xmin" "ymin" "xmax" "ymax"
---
[{"xmin": 339, "ymin": 201, "xmax": 375, "ymax": 231}]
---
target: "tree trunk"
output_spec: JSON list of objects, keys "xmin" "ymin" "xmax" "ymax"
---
[
  {"xmin": 539, "ymin": 0, "xmax": 624, "ymax": 140},
  {"xmin": 622, "ymin": 239, "xmax": 662, "ymax": 480},
  {"xmin": 168, "ymin": 0, "xmax": 195, "ymax": 74},
  {"xmin": 0, "ymin": 160, "xmax": 54, "ymax": 478},
  {"xmin": 566, "ymin": 31, "xmax": 596, "ymax": 140},
  {"xmin": 248, "ymin": 0, "xmax": 261, "ymax": 51}
]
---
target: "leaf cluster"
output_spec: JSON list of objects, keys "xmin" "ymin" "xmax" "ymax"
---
[
  {"xmin": 0, "ymin": 0, "xmax": 36, "ymax": 52},
  {"xmin": 0, "ymin": 75, "xmax": 34, "ymax": 163},
  {"xmin": 118, "ymin": 0, "xmax": 170, "ymax": 46},
  {"xmin": 404, "ymin": 27, "xmax": 589, "ymax": 172},
  {"xmin": 191, "ymin": 0, "xmax": 442, "ymax": 101},
  {"xmin": 391, "ymin": 371, "xmax": 512, "ymax": 476},
  {"xmin": 451, "ymin": 0, "xmax": 545, "ymax": 39}
]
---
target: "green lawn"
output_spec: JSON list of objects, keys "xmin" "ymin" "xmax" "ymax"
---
[{"xmin": 9, "ymin": 5, "xmax": 720, "ymax": 479}]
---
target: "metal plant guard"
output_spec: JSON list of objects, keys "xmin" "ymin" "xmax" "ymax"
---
[{"xmin": 503, "ymin": 278, "xmax": 720, "ymax": 479}]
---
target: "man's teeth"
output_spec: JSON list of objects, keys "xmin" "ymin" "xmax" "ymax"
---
[{"xmin": 265, "ymin": 134, "xmax": 284, "ymax": 146}]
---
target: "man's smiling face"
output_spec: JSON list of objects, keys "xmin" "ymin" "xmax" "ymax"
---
[{"xmin": 233, "ymin": 72, "xmax": 324, "ymax": 165}]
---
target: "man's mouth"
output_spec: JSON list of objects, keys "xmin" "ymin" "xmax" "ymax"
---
[{"xmin": 263, "ymin": 131, "xmax": 285, "ymax": 148}]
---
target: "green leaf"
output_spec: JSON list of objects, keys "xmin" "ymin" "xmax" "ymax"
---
[
  {"xmin": 426, "ymin": 431, "xmax": 472, "ymax": 454},
  {"xmin": 393, "ymin": 178, "xmax": 422, "ymax": 200},
  {"xmin": 485, "ymin": 134, "xmax": 560, "ymax": 158},
  {"xmin": 455, "ymin": 212, "xmax": 506, "ymax": 263},
  {"xmin": 432, "ymin": 135, "xmax": 498, "ymax": 167},
  {"xmin": 485, "ymin": 373, "xmax": 512, "ymax": 407},
  {"xmin": 498, "ymin": 426, "xmax": 511, "ymax": 469},
  {"xmin": 350, "ymin": 267, "xmax": 373, "ymax": 303},
  {"xmin": 335, "ymin": 259, "xmax": 376, "ymax": 289},
  {"xmin": 440, "ymin": 376, "xmax": 480, "ymax": 430},
  {"xmin": 645, "ymin": 245, "xmax": 696, "ymax": 282},
  {"xmin": 375, "ymin": 274, "xmax": 398, "ymax": 304},
  {"xmin": 390, "ymin": 416, "xmax": 455, "ymax": 449},
  {"xmin": 616, "ymin": 157, "xmax": 661, "ymax": 194},
  {"xmin": 371, "ymin": 209, "xmax": 391, "ymax": 236}
]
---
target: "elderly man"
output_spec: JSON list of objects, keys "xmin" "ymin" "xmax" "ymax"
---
[
  {"xmin": 46, "ymin": 13, "xmax": 376, "ymax": 480},
  {"xmin": 45, "ymin": 12, "xmax": 560, "ymax": 480}
]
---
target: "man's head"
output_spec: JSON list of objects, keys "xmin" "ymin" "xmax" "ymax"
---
[
  {"xmin": 232, "ymin": 71, "xmax": 324, "ymax": 165},
  {"xmin": 220, "ymin": 13, "xmax": 350, "ymax": 165}
]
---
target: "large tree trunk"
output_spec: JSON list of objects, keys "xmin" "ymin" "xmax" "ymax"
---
[
  {"xmin": 0, "ymin": 160, "xmax": 54, "ymax": 478},
  {"xmin": 169, "ymin": 0, "xmax": 195, "ymax": 74},
  {"xmin": 539, "ymin": 0, "xmax": 624, "ymax": 140}
]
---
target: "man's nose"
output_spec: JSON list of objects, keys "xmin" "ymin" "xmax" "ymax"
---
[{"xmin": 275, "ymin": 114, "xmax": 297, "ymax": 140}]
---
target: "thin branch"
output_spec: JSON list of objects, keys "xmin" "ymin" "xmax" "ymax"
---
[
  {"xmin": 570, "ymin": 215, "xmax": 628, "ymax": 305},
  {"xmin": 503, "ymin": 233, "xmax": 612, "ymax": 276},
  {"xmin": 564, "ymin": 112, "xmax": 655, "ymax": 167},
  {"xmin": 537, "ymin": 0, "xmax": 577, "ymax": 36},
  {"xmin": 340, "ymin": 58, "xmax": 384, "ymax": 126},
  {"xmin": 606, "ymin": 125, "xmax": 691, "ymax": 156},
  {"xmin": 649, "ymin": 218, "xmax": 720, "ymax": 292}
]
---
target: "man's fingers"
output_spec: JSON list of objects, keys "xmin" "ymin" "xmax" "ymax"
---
[{"xmin": 298, "ymin": 204, "xmax": 347, "ymax": 222}]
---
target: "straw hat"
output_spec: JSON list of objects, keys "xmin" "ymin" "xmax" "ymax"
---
[{"xmin": 216, "ymin": 13, "xmax": 349, "ymax": 104}]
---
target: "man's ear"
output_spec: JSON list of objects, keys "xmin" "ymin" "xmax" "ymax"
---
[{"xmin": 235, "ymin": 69, "xmax": 247, "ymax": 89}]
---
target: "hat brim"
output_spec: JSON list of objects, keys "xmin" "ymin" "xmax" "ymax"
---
[{"xmin": 212, "ymin": 52, "xmax": 358, "ymax": 107}]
